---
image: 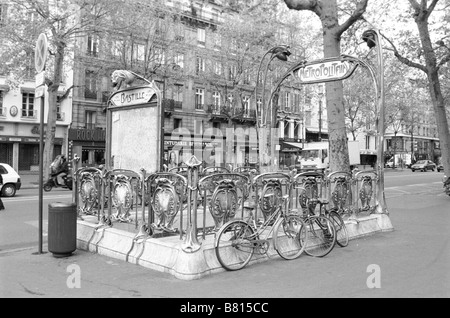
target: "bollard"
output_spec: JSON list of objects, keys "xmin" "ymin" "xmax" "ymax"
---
[{"xmin": 48, "ymin": 202, "xmax": 77, "ymax": 258}]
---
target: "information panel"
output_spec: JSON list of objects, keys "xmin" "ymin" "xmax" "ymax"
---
[{"xmin": 106, "ymin": 84, "xmax": 162, "ymax": 173}]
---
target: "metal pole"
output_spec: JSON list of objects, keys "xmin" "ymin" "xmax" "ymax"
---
[
  {"xmin": 373, "ymin": 29, "xmax": 388, "ymax": 214},
  {"xmin": 38, "ymin": 95, "xmax": 45, "ymax": 254}
]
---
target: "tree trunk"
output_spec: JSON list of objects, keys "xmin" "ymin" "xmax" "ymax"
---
[
  {"xmin": 43, "ymin": 42, "xmax": 65, "ymax": 180},
  {"xmin": 415, "ymin": 10, "xmax": 450, "ymax": 177},
  {"xmin": 321, "ymin": 2, "xmax": 350, "ymax": 173}
]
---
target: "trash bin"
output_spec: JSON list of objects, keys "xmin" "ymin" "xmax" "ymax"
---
[{"xmin": 48, "ymin": 202, "xmax": 77, "ymax": 258}]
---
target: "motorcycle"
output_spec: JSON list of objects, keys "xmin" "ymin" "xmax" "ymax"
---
[
  {"xmin": 443, "ymin": 175, "xmax": 450, "ymax": 196},
  {"xmin": 44, "ymin": 173, "xmax": 73, "ymax": 192},
  {"xmin": 43, "ymin": 154, "xmax": 73, "ymax": 192}
]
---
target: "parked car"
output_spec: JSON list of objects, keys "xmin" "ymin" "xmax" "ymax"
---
[
  {"xmin": 0, "ymin": 163, "xmax": 22, "ymax": 197},
  {"xmin": 437, "ymin": 163, "xmax": 444, "ymax": 172},
  {"xmin": 410, "ymin": 160, "xmax": 436, "ymax": 172}
]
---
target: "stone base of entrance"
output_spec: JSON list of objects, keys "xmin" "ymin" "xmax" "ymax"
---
[{"xmin": 77, "ymin": 213, "xmax": 394, "ymax": 280}]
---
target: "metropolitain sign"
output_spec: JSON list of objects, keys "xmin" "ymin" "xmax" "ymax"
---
[{"xmin": 295, "ymin": 59, "xmax": 358, "ymax": 84}]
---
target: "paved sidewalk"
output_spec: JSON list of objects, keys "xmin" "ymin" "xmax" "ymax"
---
[{"xmin": 1, "ymin": 186, "xmax": 449, "ymax": 299}]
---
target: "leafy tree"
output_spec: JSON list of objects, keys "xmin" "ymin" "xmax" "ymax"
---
[
  {"xmin": 0, "ymin": 0, "xmax": 121, "ymax": 179},
  {"xmin": 282, "ymin": 0, "xmax": 369, "ymax": 172},
  {"xmin": 383, "ymin": 0, "xmax": 450, "ymax": 176}
]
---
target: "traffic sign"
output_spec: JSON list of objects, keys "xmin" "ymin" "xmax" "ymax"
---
[{"xmin": 35, "ymin": 33, "xmax": 48, "ymax": 73}]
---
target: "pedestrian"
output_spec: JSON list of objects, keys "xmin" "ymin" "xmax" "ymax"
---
[{"xmin": 0, "ymin": 173, "xmax": 5, "ymax": 211}]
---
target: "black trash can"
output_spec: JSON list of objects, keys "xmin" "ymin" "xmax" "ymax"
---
[{"xmin": 48, "ymin": 202, "xmax": 77, "ymax": 258}]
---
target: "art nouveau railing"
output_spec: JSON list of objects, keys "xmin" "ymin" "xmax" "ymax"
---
[{"xmin": 74, "ymin": 157, "xmax": 379, "ymax": 249}]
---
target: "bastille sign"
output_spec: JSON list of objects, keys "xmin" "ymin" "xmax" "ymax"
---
[
  {"xmin": 294, "ymin": 58, "xmax": 358, "ymax": 84},
  {"xmin": 109, "ymin": 86, "xmax": 156, "ymax": 107}
]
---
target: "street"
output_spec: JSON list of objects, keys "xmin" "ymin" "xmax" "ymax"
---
[{"xmin": 0, "ymin": 170, "xmax": 449, "ymax": 298}]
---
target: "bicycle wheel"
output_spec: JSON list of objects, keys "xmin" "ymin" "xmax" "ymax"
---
[
  {"xmin": 273, "ymin": 215, "xmax": 308, "ymax": 260},
  {"xmin": 303, "ymin": 215, "xmax": 336, "ymax": 257},
  {"xmin": 328, "ymin": 209, "xmax": 349, "ymax": 247},
  {"xmin": 215, "ymin": 220, "xmax": 255, "ymax": 271}
]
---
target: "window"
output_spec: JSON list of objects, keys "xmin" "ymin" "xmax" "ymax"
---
[
  {"xmin": 195, "ymin": 88, "xmax": 205, "ymax": 110},
  {"xmin": 243, "ymin": 69, "xmax": 250, "ymax": 84},
  {"xmin": 87, "ymin": 35, "xmax": 99, "ymax": 57},
  {"xmin": 56, "ymin": 97, "xmax": 64, "ymax": 121},
  {"xmin": 0, "ymin": 4, "xmax": 7, "ymax": 25},
  {"xmin": 213, "ymin": 61, "xmax": 222, "ymax": 76},
  {"xmin": 213, "ymin": 91, "xmax": 221, "ymax": 107},
  {"xmin": 212, "ymin": 8, "xmax": 220, "ymax": 21},
  {"xmin": 22, "ymin": 92, "xmax": 35, "ymax": 118},
  {"xmin": 0, "ymin": 91, "xmax": 5, "ymax": 117},
  {"xmin": 284, "ymin": 121, "xmax": 290, "ymax": 138},
  {"xmin": 174, "ymin": 118, "xmax": 182, "ymax": 130},
  {"xmin": 195, "ymin": 120, "xmax": 204, "ymax": 135},
  {"xmin": 85, "ymin": 70, "xmax": 97, "ymax": 99},
  {"xmin": 154, "ymin": 47, "xmax": 166, "ymax": 65},
  {"xmin": 174, "ymin": 52, "xmax": 184, "ymax": 68},
  {"xmin": 174, "ymin": 85, "xmax": 183, "ymax": 105},
  {"xmin": 305, "ymin": 110, "xmax": 311, "ymax": 126},
  {"xmin": 284, "ymin": 92, "xmax": 290, "ymax": 112},
  {"xmin": 243, "ymin": 96, "xmax": 250, "ymax": 113},
  {"xmin": 85, "ymin": 110, "xmax": 97, "ymax": 129},
  {"xmin": 257, "ymin": 98, "xmax": 262, "ymax": 113},
  {"xmin": 228, "ymin": 94, "xmax": 234, "ymax": 107},
  {"xmin": 228, "ymin": 64, "xmax": 237, "ymax": 81},
  {"xmin": 133, "ymin": 43, "xmax": 145, "ymax": 61},
  {"xmin": 197, "ymin": 28, "xmax": 206, "ymax": 46},
  {"xmin": 174, "ymin": 22, "xmax": 185, "ymax": 41},
  {"xmin": 196, "ymin": 56, "xmax": 205, "ymax": 75},
  {"xmin": 112, "ymin": 40, "xmax": 123, "ymax": 57},
  {"xmin": 213, "ymin": 34, "xmax": 221, "ymax": 49}
]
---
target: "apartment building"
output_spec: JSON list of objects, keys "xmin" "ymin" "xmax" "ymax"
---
[{"xmin": 69, "ymin": 0, "xmax": 313, "ymax": 169}]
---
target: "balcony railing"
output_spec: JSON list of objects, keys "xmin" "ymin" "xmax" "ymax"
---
[
  {"xmin": 85, "ymin": 88, "xmax": 97, "ymax": 100},
  {"xmin": 174, "ymin": 101, "xmax": 182, "ymax": 109},
  {"xmin": 195, "ymin": 103, "xmax": 205, "ymax": 111},
  {"xmin": 163, "ymin": 99, "xmax": 175, "ymax": 113},
  {"xmin": 206, "ymin": 104, "xmax": 230, "ymax": 116},
  {"xmin": 102, "ymin": 91, "xmax": 110, "ymax": 103}
]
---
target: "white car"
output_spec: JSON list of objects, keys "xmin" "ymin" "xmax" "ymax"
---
[{"xmin": 0, "ymin": 163, "xmax": 22, "ymax": 197}]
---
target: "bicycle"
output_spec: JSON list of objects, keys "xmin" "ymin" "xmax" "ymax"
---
[
  {"xmin": 295, "ymin": 179, "xmax": 338, "ymax": 257},
  {"xmin": 307, "ymin": 197, "xmax": 348, "ymax": 249},
  {"xmin": 214, "ymin": 194, "xmax": 308, "ymax": 271}
]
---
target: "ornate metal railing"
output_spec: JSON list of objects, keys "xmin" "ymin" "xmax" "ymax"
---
[
  {"xmin": 75, "ymin": 167, "xmax": 104, "ymax": 218},
  {"xmin": 73, "ymin": 156, "xmax": 379, "ymax": 249},
  {"xmin": 198, "ymin": 172, "xmax": 250, "ymax": 238}
]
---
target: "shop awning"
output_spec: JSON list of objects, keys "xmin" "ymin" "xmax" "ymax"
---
[
  {"xmin": 306, "ymin": 128, "xmax": 328, "ymax": 134},
  {"xmin": 282, "ymin": 142, "xmax": 303, "ymax": 150}
]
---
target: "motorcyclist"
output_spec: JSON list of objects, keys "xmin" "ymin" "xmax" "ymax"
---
[{"xmin": 54, "ymin": 155, "xmax": 69, "ymax": 186}]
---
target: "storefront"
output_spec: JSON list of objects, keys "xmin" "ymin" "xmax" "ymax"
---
[
  {"xmin": 0, "ymin": 126, "xmax": 63, "ymax": 172},
  {"xmin": 68, "ymin": 128, "xmax": 106, "ymax": 168},
  {"xmin": 163, "ymin": 132, "xmax": 225, "ymax": 169}
]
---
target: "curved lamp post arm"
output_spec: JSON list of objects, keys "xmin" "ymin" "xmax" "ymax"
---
[{"xmin": 363, "ymin": 28, "xmax": 387, "ymax": 214}]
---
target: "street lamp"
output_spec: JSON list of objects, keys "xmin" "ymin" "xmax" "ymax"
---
[
  {"xmin": 254, "ymin": 45, "xmax": 291, "ymax": 171},
  {"xmin": 256, "ymin": 45, "xmax": 291, "ymax": 127},
  {"xmin": 362, "ymin": 28, "xmax": 388, "ymax": 214}
]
